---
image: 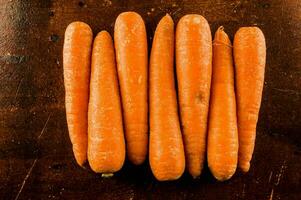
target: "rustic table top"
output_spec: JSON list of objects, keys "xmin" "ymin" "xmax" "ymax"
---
[{"xmin": 0, "ymin": 0, "xmax": 300, "ymax": 199}]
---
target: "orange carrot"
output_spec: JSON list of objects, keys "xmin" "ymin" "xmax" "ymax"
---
[
  {"xmin": 63, "ymin": 22, "xmax": 93, "ymax": 166},
  {"xmin": 207, "ymin": 27, "xmax": 238, "ymax": 181},
  {"xmin": 114, "ymin": 12, "xmax": 148, "ymax": 165},
  {"xmin": 149, "ymin": 14, "xmax": 185, "ymax": 181},
  {"xmin": 87, "ymin": 31, "xmax": 125, "ymax": 174},
  {"xmin": 176, "ymin": 14, "xmax": 212, "ymax": 178},
  {"xmin": 233, "ymin": 27, "xmax": 266, "ymax": 172}
]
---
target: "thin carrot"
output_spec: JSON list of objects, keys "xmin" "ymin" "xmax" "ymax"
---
[
  {"xmin": 88, "ymin": 31, "xmax": 125, "ymax": 174},
  {"xmin": 233, "ymin": 27, "xmax": 266, "ymax": 172},
  {"xmin": 63, "ymin": 22, "xmax": 93, "ymax": 166},
  {"xmin": 207, "ymin": 26, "xmax": 238, "ymax": 181},
  {"xmin": 114, "ymin": 12, "xmax": 148, "ymax": 165},
  {"xmin": 176, "ymin": 14, "xmax": 212, "ymax": 178},
  {"xmin": 149, "ymin": 14, "xmax": 185, "ymax": 181}
]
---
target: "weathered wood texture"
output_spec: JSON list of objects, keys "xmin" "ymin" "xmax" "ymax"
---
[{"xmin": 0, "ymin": 0, "xmax": 300, "ymax": 199}]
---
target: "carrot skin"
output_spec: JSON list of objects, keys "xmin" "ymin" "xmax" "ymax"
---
[
  {"xmin": 233, "ymin": 27, "xmax": 266, "ymax": 172},
  {"xmin": 114, "ymin": 12, "xmax": 148, "ymax": 165},
  {"xmin": 88, "ymin": 31, "xmax": 125, "ymax": 173},
  {"xmin": 149, "ymin": 14, "xmax": 185, "ymax": 181},
  {"xmin": 63, "ymin": 22, "xmax": 93, "ymax": 166},
  {"xmin": 207, "ymin": 27, "xmax": 238, "ymax": 181},
  {"xmin": 176, "ymin": 14, "xmax": 212, "ymax": 178}
]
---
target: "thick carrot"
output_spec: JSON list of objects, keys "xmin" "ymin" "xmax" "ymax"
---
[
  {"xmin": 87, "ymin": 31, "xmax": 125, "ymax": 174},
  {"xmin": 63, "ymin": 22, "xmax": 93, "ymax": 166},
  {"xmin": 149, "ymin": 14, "xmax": 185, "ymax": 181},
  {"xmin": 176, "ymin": 14, "xmax": 212, "ymax": 178},
  {"xmin": 233, "ymin": 27, "xmax": 266, "ymax": 172},
  {"xmin": 114, "ymin": 12, "xmax": 148, "ymax": 165},
  {"xmin": 207, "ymin": 27, "xmax": 238, "ymax": 181}
]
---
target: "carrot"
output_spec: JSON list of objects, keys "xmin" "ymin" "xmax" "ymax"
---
[
  {"xmin": 114, "ymin": 12, "xmax": 148, "ymax": 165},
  {"xmin": 63, "ymin": 22, "xmax": 93, "ymax": 166},
  {"xmin": 176, "ymin": 14, "xmax": 212, "ymax": 178},
  {"xmin": 207, "ymin": 27, "xmax": 238, "ymax": 181},
  {"xmin": 233, "ymin": 27, "xmax": 266, "ymax": 172},
  {"xmin": 87, "ymin": 31, "xmax": 125, "ymax": 174},
  {"xmin": 149, "ymin": 14, "xmax": 185, "ymax": 181}
]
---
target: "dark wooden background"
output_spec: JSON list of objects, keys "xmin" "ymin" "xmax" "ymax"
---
[{"xmin": 0, "ymin": 0, "xmax": 300, "ymax": 199}]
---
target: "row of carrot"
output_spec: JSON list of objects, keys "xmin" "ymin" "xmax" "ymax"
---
[{"xmin": 63, "ymin": 12, "xmax": 266, "ymax": 181}]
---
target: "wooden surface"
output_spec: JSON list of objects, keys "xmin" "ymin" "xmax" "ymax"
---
[{"xmin": 0, "ymin": 0, "xmax": 300, "ymax": 199}]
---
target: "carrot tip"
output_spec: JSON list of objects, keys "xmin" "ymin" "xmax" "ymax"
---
[
  {"xmin": 218, "ymin": 26, "xmax": 224, "ymax": 31},
  {"xmin": 128, "ymin": 155, "xmax": 146, "ymax": 165},
  {"xmin": 160, "ymin": 13, "xmax": 173, "ymax": 25},
  {"xmin": 214, "ymin": 172, "xmax": 236, "ymax": 181},
  {"xmin": 189, "ymin": 170, "xmax": 202, "ymax": 179},
  {"xmin": 98, "ymin": 30, "xmax": 109, "ymax": 35},
  {"xmin": 215, "ymin": 177, "xmax": 231, "ymax": 182},
  {"xmin": 213, "ymin": 26, "xmax": 232, "ymax": 47},
  {"xmin": 77, "ymin": 160, "xmax": 89, "ymax": 169},
  {"xmin": 239, "ymin": 162, "xmax": 251, "ymax": 173},
  {"xmin": 66, "ymin": 21, "xmax": 92, "ymax": 34},
  {"xmin": 116, "ymin": 11, "xmax": 143, "ymax": 21}
]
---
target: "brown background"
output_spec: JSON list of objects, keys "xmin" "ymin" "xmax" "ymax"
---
[{"xmin": 0, "ymin": 0, "xmax": 300, "ymax": 199}]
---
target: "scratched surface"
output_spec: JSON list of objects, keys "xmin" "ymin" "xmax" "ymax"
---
[{"xmin": 0, "ymin": 0, "xmax": 300, "ymax": 199}]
